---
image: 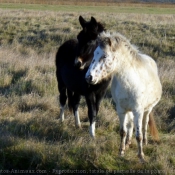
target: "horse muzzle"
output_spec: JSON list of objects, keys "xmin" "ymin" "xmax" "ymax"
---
[
  {"xmin": 74, "ymin": 57, "xmax": 87, "ymax": 70},
  {"xmin": 85, "ymin": 74, "xmax": 96, "ymax": 84},
  {"xmin": 75, "ymin": 58, "xmax": 82, "ymax": 68},
  {"xmin": 74, "ymin": 59, "xmax": 82, "ymax": 68}
]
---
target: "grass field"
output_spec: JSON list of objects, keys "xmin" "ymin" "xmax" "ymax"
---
[
  {"xmin": 0, "ymin": 4, "xmax": 175, "ymax": 175},
  {"xmin": 1, "ymin": 3, "xmax": 175, "ymax": 14}
]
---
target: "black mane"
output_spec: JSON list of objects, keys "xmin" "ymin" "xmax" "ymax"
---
[{"xmin": 97, "ymin": 22, "xmax": 106, "ymax": 33}]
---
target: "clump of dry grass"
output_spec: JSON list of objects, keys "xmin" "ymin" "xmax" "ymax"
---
[{"xmin": 0, "ymin": 9, "xmax": 175, "ymax": 173}]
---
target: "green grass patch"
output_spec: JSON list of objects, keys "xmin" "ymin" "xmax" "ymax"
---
[{"xmin": 1, "ymin": 3, "xmax": 175, "ymax": 14}]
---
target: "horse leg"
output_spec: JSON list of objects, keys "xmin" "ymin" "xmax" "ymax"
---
[
  {"xmin": 72, "ymin": 93, "xmax": 81, "ymax": 128},
  {"xmin": 125, "ymin": 112, "xmax": 134, "ymax": 149},
  {"xmin": 143, "ymin": 108, "xmax": 152, "ymax": 145},
  {"xmin": 118, "ymin": 112, "xmax": 128, "ymax": 156},
  {"xmin": 85, "ymin": 93, "xmax": 96, "ymax": 138},
  {"xmin": 133, "ymin": 109, "xmax": 144, "ymax": 162},
  {"xmin": 95, "ymin": 93, "xmax": 104, "ymax": 115},
  {"xmin": 67, "ymin": 90, "xmax": 73, "ymax": 112},
  {"xmin": 57, "ymin": 77, "xmax": 67, "ymax": 122}
]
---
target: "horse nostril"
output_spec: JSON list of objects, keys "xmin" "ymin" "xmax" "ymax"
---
[
  {"xmin": 75, "ymin": 60, "xmax": 82, "ymax": 68},
  {"xmin": 86, "ymin": 75, "xmax": 93, "ymax": 83},
  {"xmin": 89, "ymin": 75, "xmax": 92, "ymax": 82}
]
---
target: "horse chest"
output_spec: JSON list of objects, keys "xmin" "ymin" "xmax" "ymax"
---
[
  {"xmin": 61, "ymin": 65, "xmax": 88, "ymax": 95},
  {"xmin": 111, "ymin": 75, "xmax": 144, "ymax": 111}
]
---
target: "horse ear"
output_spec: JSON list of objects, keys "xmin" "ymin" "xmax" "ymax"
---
[
  {"xmin": 79, "ymin": 16, "xmax": 86, "ymax": 28},
  {"xmin": 91, "ymin": 16, "xmax": 97, "ymax": 26},
  {"xmin": 106, "ymin": 37, "xmax": 111, "ymax": 47},
  {"xmin": 106, "ymin": 37, "xmax": 116, "ymax": 51},
  {"xmin": 111, "ymin": 38, "xmax": 117, "ymax": 52}
]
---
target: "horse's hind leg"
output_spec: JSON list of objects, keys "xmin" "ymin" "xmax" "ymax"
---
[
  {"xmin": 118, "ymin": 112, "xmax": 128, "ymax": 156},
  {"xmin": 143, "ymin": 108, "xmax": 152, "ymax": 145},
  {"xmin": 68, "ymin": 90, "xmax": 81, "ymax": 128},
  {"xmin": 57, "ymin": 77, "xmax": 67, "ymax": 122},
  {"xmin": 133, "ymin": 110, "xmax": 145, "ymax": 162},
  {"xmin": 126, "ymin": 112, "xmax": 134, "ymax": 149},
  {"xmin": 95, "ymin": 93, "xmax": 104, "ymax": 115}
]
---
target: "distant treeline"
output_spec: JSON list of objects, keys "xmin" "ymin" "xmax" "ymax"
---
[{"xmin": 1, "ymin": 0, "xmax": 175, "ymax": 4}]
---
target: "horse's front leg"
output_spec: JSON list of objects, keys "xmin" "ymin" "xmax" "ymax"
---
[
  {"xmin": 118, "ymin": 112, "xmax": 128, "ymax": 156},
  {"xmin": 133, "ymin": 109, "xmax": 145, "ymax": 162},
  {"xmin": 67, "ymin": 90, "xmax": 81, "ymax": 128},
  {"xmin": 95, "ymin": 92, "xmax": 104, "ymax": 115},
  {"xmin": 85, "ymin": 93, "xmax": 97, "ymax": 138},
  {"xmin": 72, "ymin": 93, "xmax": 81, "ymax": 128}
]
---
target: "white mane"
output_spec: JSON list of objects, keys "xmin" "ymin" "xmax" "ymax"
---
[
  {"xmin": 97, "ymin": 31, "xmax": 158, "ymax": 76},
  {"xmin": 99, "ymin": 31, "xmax": 139, "ymax": 58}
]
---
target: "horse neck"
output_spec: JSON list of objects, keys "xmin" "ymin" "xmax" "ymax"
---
[{"xmin": 112, "ymin": 44, "xmax": 134, "ymax": 73}]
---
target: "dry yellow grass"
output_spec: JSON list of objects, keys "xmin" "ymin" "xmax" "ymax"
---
[{"xmin": 0, "ymin": 8, "xmax": 175, "ymax": 173}]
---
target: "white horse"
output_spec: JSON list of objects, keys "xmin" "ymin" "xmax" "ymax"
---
[{"xmin": 85, "ymin": 32, "xmax": 162, "ymax": 162}]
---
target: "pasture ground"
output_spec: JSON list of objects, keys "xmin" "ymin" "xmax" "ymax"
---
[
  {"xmin": 1, "ymin": 3, "xmax": 175, "ymax": 14},
  {"xmin": 0, "ymin": 4, "xmax": 175, "ymax": 175}
]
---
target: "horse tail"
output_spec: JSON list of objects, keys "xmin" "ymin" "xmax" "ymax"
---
[
  {"xmin": 67, "ymin": 89, "xmax": 73, "ymax": 113},
  {"xmin": 149, "ymin": 112, "xmax": 159, "ymax": 141}
]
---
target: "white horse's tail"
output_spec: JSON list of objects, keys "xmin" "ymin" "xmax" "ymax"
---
[{"xmin": 149, "ymin": 112, "xmax": 159, "ymax": 141}]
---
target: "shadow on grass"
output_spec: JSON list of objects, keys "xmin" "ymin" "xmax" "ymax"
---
[
  {"xmin": 0, "ymin": 142, "xmax": 57, "ymax": 171},
  {"xmin": 18, "ymin": 102, "xmax": 51, "ymax": 113},
  {"xmin": 167, "ymin": 105, "xmax": 175, "ymax": 132},
  {"xmin": 0, "ymin": 115, "xmax": 165, "ymax": 173},
  {"xmin": 0, "ymin": 69, "xmax": 46, "ymax": 97},
  {"xmin": 0, "ymin": 69, "xmax": 27, "ymax": 96},
  {"xmin": 0, "ymin": 119, "xmax": 96, "ymax": 171},
  {"xmin": 0, "ymin": 116, "xmax": 78, "ymax": 144},
  {"xmin": 0, "ymin": 134, "xmax": 17, "ymax": 150}
]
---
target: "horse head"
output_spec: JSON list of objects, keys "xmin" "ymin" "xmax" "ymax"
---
[
  {"xmin": 75, "ymin": 16, "xmax": 105, "ymax": 69},
  {"xmin": 85, "ymin": 33, "xmax": 117, "ymax": 84}
]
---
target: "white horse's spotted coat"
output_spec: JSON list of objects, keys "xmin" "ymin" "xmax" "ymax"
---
[{"xmin": 86, "ymin": 32, "xmax": 162, "ymax": 161}]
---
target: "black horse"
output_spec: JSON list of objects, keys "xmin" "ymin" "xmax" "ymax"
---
[{"xmin": 55, "ymin": 16, "xmax": 111, "ymax": 137}]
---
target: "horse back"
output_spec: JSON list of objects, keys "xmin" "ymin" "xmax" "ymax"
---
[{"xmin": 56, "ymin": 39, "xmax": 78, "ymax": 67}]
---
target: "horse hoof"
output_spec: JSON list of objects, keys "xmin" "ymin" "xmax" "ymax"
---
[
  {"xmin": 144, "ymin": 142, "xmax": 148, "ymax": 146},
  {"xmin": 125, "ymin": 141, "xmax": 131, "ymax": 149},
  {"xmin": 138, "ymin": 153, "xmax": 145, "ymax": 163},
  {"xmin": 143, "ymin": 139, "xmax": 148, "ymax": 145},
  {"xmin": 119, "ymin": 151, "xmax": 125, "ymax": 157},
  {"xmin": 91, "ymin": 134, "xmax": 95, "ymax": 138},
  {"xmin": 125, "ymin": 144, "xmax": 130, "ymax": 150},
  {"xmin": 60, "ymin": 118, "xmax": 64, "ymax": 122},
  {"xmin": 140, "ymin": 157, "xmax": 146, "ymax": 164},
  {"xmin": 89, "ymin": 133, "xmax": 95, "ymax": 139},
  {"xmin": 76, "ymin": 124, "xmax": 82, "ymax": 129}
]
